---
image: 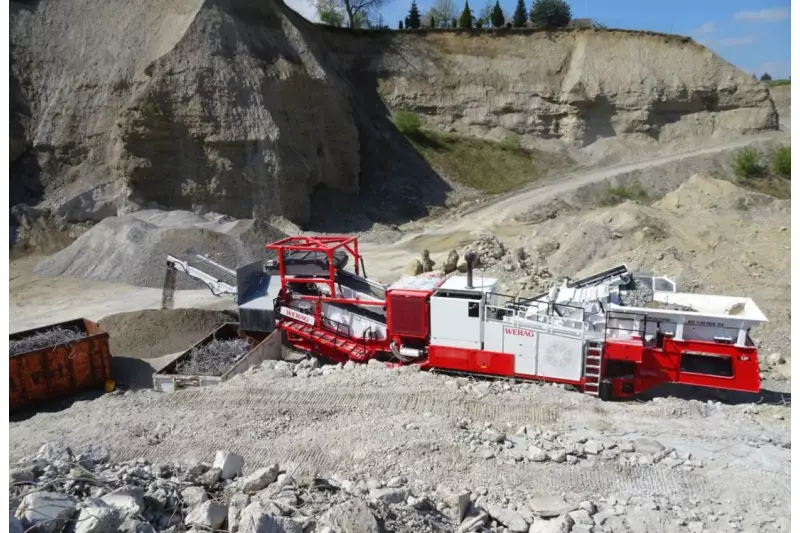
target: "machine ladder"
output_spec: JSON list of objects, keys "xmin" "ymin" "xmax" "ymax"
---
[{"xmin": 583, "ymin": 340, "xmax": 604, "ymax": 396}]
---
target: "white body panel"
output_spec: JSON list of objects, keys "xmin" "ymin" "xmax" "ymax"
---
[
  {"xmin": 430, "ymin": 295, "xmax": 482, "ymax": 349},
  {"xmin": 321, "ymin": 303, "xmax": 387, "ymax": 340},
  {"xmin": 535, "ymin": 333, "xmax": 584, "ymax": 381},
  {"xmin": 506, "ymin": 325, "xmax": 538, "ymax": 375}
]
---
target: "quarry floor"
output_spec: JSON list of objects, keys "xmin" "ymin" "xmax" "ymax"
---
[{"xmin": 9, "ymin": 130, "xmax": 793, "ymax": 533}]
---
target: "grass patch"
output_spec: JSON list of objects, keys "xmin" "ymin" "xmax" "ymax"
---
[
  {"xmin": 598, "ymin": 182, "xmax": 649, "ymax": 206},
  {"xmin": 766, "ymin": 79, "xmax": 791, "ymax": 87},
  {"xmin": 771, "ymin": 145, "xmax": 790, "ymax": 177},
  {"xmin": 393, "ymin": 109, "xmax": 422, "ymax": 135},
  {"xmin": 736, "ymin": 177, "xmax": 791, "ymax": 199},
  {"xmin": 406, "ymin": 129, "xmax": 555, "ymax": 194},
  {"xmin": 732, "ymin": 147, "xmax": 765, "ymax": 179}
]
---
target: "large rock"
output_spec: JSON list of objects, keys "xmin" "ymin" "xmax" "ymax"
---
[
  {"xmin": 101, "ymin": 487, "xmax": 145, "ymax": 516},
  {"xmin": 528, "ymin": 496, "xmax": 575, "ymax": 518},
  {"xmin": 632, "ymin": 438, "xmax": 666, "ymax": 455},
  {"xmin": 486, "ymin": 505, "xmax": 529, "ymax": 532},
  {"xmin": 213, "ymin": 450, "xmax": 245, "ymax": 480},
  {"xmin": 74, "ymin": 500, "xmax": 124, "ymax": 533},
  {"xmin": 239, "ymin": 502, "xmax": 303, "ymax": 533},
  {"xmin": 185, "ymin": 501, "xmax": 228, "ymax": 530},
  {"xmin": 16, "ymin": 491, "xmax": 77, "ymax": 533},
  {"xmin": 238, "ymin": 465, "xmax": 280, "ymax": 493},
  {"xmin": 320, "ymin": 499, "xmax": 380, "ymax": 533}
]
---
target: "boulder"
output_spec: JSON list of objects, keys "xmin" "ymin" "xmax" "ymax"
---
[
  {"xmin": 185, "ymin": 501, "xmax": 228, "ymax": 530},
  {"xmin": 238, "ymin": 465, "xmax": 280, "ymax": 493},
  {"xmin": 74, "ymin": 500, "xmax": 124, "ymax": 533},
  {"xmin": 320, "ymin": 499, "xmax": 380, "ymax": 533},
  {"xmin": 213, "ymin": 450, "xmax": 245, "ymax": 480},
  {"xmin": 16, "ymin": 491, "xmax": 77, "ymax": 533}
]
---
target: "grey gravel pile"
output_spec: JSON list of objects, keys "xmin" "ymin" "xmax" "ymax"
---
[
  {"xmin": 9, "ymin": 442, "xmax": 453, "ymax": 533},
  {"xmin": 174, "ymin": 339, "xmax": 251, "ymax": 376},
  {"xmin": 620, "ymin": 280, "xmax": 655, "ymax": 307},
  {"xmin": 33, "ymin": 217, "xmax": 258, "ymax": 289},
  {"xmin": 10, "ymin": 327, "xmax": 85, "ymax": 356}
]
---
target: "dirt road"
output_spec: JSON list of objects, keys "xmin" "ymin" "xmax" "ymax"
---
[{"xmin": 360, "ymin": 131, "xmax": 789, "ymax": 282}]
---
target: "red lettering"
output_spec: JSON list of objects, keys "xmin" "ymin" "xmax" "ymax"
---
[{"xmin": 504, "ymin": 327, "xmax": 535, "ymax": 337}]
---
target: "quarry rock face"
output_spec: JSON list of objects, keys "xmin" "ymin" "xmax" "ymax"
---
[
  {"xmin": 10, "ymin": 0, "xmax": 360, "ymax": 225},
  {"xmin": 324, "ymin": 30, "xmax": 778, "ymax": 156},
  {"xmin": 10, "ymin": 0, "xmax": 778, "ymax": 223}
]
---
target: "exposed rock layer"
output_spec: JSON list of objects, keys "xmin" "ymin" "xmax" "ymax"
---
[{"xmin": 10, "ymin": 0, "xmax": 778, "ymax": 224}]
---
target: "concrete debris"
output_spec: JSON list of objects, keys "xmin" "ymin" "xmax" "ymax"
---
[
  {"xmin": 16, "ymin": 491, "xmax": 77, "ymax": 533},
  {"xmin": 632, "ymin": 437, "xmax": 666, "ymax": 455},
  {"xmin": 213, "ymin": 450, "xmax": 245, "ymax": 480},
  {"xmin": 528, "ymin": 495, "xmax": 575, "ymax": 518},
  {"xmin": 74, "ymin": 499, "xmax": 124, "ymax": 533},
  {"xmin": 101, "ymin": 486, "xmax": 145, "ymax": 516},
  {"xmin": 185, "ymin": 500, "xmax": 228, "ymax": 529},
  {"xmin": 180, "ymin": 486, "xmax": 208, "ymax": 508},
  {"xmin": 238, "ymin": 464, "xmax": 280, "ymax": 493},
  {"xmin": 321, "ymin": 498, "xmax": 381, "ymax": 533},
  {"xmin": 486, "ymin": 504, "xmax": 529, "ymax": 532},
  {"xmin": 9, "ymin": 446, "xmax": 452, "ymax": 533}
]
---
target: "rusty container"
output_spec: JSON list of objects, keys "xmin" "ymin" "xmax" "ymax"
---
[{"xmin": 10, "ymin": 318, "xmax": 111, "ymax": 412}]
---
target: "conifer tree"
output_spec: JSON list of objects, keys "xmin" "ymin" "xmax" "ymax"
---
[
  {"xmin": 458, "ymin": 0, "xmax": 473, "ymax": 28},
  {"xmin": 512, "ymin": 0, "xmax": 528, "ymax": 27},
  {"xmin": 490, "ymin": 0, "xmax": 505, "ymax": 27},
  {"xmin": 407, "ymin": 1, "xmax": 422, "ymax": 29}
]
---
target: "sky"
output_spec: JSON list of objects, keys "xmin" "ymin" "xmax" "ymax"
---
[{"xmin": 285, "ymin": 0, "xmax": 791, "ymax": 79}]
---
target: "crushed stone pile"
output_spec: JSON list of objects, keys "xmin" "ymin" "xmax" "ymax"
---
[
  {"xmin": 174, "ymin": 339, "xmax": 252, "ymax": 377},
  {"xmin": 33, "ymin": 216, "xmax": 262, "ymax": 289},
  {"xmin": 99, "ymin": 309, "xmax": 237, "ymax": 360},
  {"xmin": 9, "ymin": 442, "xmax": 454, "ymax": 533},
  {"xmin": 10, "ymin": 327, "xmax": 85, "ymax": 356},
  {"xmin": 619, "ymin": 279, "xmax": 655, "ymax": 308}
]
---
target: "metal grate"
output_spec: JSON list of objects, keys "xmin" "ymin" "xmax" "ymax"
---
[{"xmin": 387, "ymin": 293, "xmax": 428, "ymax": 338}]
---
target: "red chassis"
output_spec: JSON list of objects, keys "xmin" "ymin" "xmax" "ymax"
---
[{"xmin": 268, "ymin": 235, "xmax": 762, "ymax": 400}]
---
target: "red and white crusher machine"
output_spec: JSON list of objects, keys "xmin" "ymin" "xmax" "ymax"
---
[{"xmin": 166, "ymin": 235, "xmax": 768, "ymax": 400}]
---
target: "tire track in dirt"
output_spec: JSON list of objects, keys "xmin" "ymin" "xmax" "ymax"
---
[{"xmin": 157, "ymin": 387, "xmax": 565, "ymax": 425}]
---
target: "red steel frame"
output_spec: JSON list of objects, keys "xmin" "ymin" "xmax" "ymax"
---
[
  {"xmin": 266, "ymin": 235, "xmax": 762, "ymax": 400},
  {"xmin": 267, "ymin": 236, "xmax": 387, "ymax": 326}
]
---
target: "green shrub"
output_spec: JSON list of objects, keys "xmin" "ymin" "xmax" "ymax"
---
[
  {"xmin": 732, "ymin": 147, "xmax": 764, "ymax": 179},
  {"xmin": 140, "ymin": 101, "xmax": 161, "ymax": 118},
  {"xmin": 499, "ymin": 134, "xmax": 523, "ymax": 151},
  {"xmin": 599, "ymin": 182, "xmax": 649, "ymax": 206},
  {"xmin": 529, "ymin": 0, "xmax": 571, "ymax": 30},
  {"xmin": 771, "ymin": 145, "xmax": 791, "ymax": 178},
  {"xmin": 394, "ymin": 110, "xmax": 422, "ymax": 134}
]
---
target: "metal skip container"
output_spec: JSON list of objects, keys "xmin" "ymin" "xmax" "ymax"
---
[
  {"xmin": 152, "ymin": 323, "xmax": 282, "ymax": 392},
  {"xmin": 10, "ymin": 318, "xmax": 112, "ymax": 412}
]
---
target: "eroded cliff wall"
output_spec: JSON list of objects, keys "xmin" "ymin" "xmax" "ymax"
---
[
  {"xmin": 10, "ymin": 0, "xmax": 360, "ymax": 224},
  {"xmin": 10, "ymin": 0, "xmax": 778, "ymax": 225},
  {"xmin": 323, "ymin": 29, "xmax": 778, "ymax": 159}
]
